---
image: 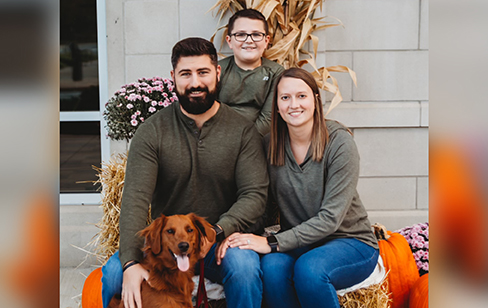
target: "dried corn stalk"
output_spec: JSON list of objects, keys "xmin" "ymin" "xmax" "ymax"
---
[{"xmin": 209, "ymin": 0, "xmax": 357, "ymax": 115}]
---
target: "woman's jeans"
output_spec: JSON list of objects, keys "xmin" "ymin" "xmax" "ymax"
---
[
  {"xmin": 101, "ymin": 244, "xmax": 262, "ymax": 308},
  {"xmin": 261, "ymin": 238, "xmax": 379, "ymax": 308}
]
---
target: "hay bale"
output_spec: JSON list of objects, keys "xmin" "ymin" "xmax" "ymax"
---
[
  {"xmin": 88, "ymin": 152, "xmax": 151, "ymax": 265},
  {"xmin": 338, "ymin": 277, "xmax": 391, "ymax": 308}
]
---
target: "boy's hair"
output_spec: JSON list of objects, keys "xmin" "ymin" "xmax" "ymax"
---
[
  {"xmin": 227, "ymin": 9, "xmax": 269, "ymax": 35},
  {"xmin": 269, "ymin": 68, "xmax": 329, "ymax": 166},
  {"xmin": 171, "ymin": 37, "xmax": 218, "ymax": 70}
]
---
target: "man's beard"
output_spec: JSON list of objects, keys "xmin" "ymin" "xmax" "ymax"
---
[{"xmin": 176, "ymin": 82, "xmax": 219, "ymax": 115}]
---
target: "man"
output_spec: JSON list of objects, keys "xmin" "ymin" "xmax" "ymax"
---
[{"xmin": 101, "ymin": 37, "xmax": 268, "ymax": 308}]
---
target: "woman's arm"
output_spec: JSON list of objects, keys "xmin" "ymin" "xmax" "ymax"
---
[{"xmin": 276, "ymin": 129, "xmax": 361, "ymax": 251}]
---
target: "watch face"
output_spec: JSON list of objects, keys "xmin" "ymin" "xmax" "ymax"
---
[
  {"xmin": 267, "ymin": 235, "xmax": 278, "ymax": 252},
  {"xmin": 267, "ymin": 235, "xmax": 278, "ymax": 245}
]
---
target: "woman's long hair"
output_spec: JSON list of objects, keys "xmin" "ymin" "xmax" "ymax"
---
[{"xmin": 269, "ymin": 68, "xmax": 329, "ymax": 166}]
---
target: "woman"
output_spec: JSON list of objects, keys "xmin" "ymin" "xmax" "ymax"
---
[{"xmin": 221, "ymin": 68, "xmax": 379, "ymax": 308}]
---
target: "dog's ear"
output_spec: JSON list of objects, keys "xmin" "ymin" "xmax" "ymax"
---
[
  {"xmin": 189, "ymin": 213, "xmax": 216, "ymax": 259},
  {"xmin": 139, "ymin": 214, "xmax": 166, "ymax": 255}
]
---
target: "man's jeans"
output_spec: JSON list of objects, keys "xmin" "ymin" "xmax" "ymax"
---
[
  {"xmin": 101, "ymin": 244, "xmax": 262, "ymax": 308},
  {"xmin": 261, "ymin": 238, "xmax": 379, "ymax": 308}
]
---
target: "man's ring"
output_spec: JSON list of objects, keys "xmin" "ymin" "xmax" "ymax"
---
[{"xmin": 247, "ymin": 239, "xmax": 251, "ymax": 245}]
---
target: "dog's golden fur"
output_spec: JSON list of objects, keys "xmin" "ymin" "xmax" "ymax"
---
[{"xmin": 108, "ymin": 213, "xmax": 216, "ymax": 308}]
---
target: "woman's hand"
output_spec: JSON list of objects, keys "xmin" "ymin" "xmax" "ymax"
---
[
  {"xmin": 228, "ymin": 233, "xmax": 272, "ymax": 254},
  {"xmin": 121, "ymin": 263, "xmax": 149, "ymax": 308}
]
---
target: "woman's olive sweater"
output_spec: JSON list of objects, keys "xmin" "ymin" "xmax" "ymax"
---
[{"xmin": 265, "ymin": 120, "xmax": 378, "ymax": 252}]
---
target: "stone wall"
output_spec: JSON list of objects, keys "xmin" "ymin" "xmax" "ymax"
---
[{"xmin": 104, "ymin": 0, "xmax": 428, "ymax": 230}]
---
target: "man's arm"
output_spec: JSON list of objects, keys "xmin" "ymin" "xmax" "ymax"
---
[
  {"xmin": 215, "ymin": 124, "xmax": 269, "ymax": 236},
  {"xmin": 118, "ymin": 122, "xmax": 160, "ymax": 308},
  {"xmin": 119, "ymin": 122, "xmax": 159, "ymax": 267}
]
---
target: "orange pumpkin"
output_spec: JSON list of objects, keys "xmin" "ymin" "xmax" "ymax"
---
[
  {"xmin": 431, "ymin": 142, "xmax": 488, "ymax": 282},
  {"xmin": 373, "ymin": 223, "xmax": 420, "ymax": 308},
  {"xmin": 409, "ymin": 274, "xmax": 428, "ymax": 308},
  {"xmin": 82, "ymin": 267, "xmax": 103, "ymax": 308}
]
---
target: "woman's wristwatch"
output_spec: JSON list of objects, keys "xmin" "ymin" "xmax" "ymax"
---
[{"xmin": 266, "ymin": 235, "xmax": 279, "ymax": 253}]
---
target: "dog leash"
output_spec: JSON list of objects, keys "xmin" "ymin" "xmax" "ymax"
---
[{"xmin": 195, "ymin": 259, "xmax": 208, "ymax": 308}]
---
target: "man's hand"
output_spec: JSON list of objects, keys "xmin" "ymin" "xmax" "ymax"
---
[
  {"xmin": 121, "ymin": 263, "xmax": 149, "ymax": 308},
  {"xmin": 215, "ymin": 233, "xmax": 235, "ymax": 265}
]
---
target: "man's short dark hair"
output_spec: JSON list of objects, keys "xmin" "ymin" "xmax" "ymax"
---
[
  {"xmin": 171, "ymin": 37, "xmax": 218, "ymax": 70},
  {"xmin": 227, "ymin": 9, "xmax": 268, "ymax": 35}
]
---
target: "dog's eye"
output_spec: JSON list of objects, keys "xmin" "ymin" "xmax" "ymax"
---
[
  {"xmin": 166, "ymin": 229, "xmax": 174, "ymax": 234},
  {"xmin": 187, "ymin": 228, "xmax": 193, "ymax": 233}
]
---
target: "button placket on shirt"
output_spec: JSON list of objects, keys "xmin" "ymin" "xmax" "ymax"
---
[
  {"xmin": 197, "ymin": 122, "xmax": 210, "ymax": 146},
  {"xmin": 187, "ymin": 120, "xmax": 204, "ymax": 146}
]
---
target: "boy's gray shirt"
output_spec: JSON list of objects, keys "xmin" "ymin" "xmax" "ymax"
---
[
  {"xmin": 265, "ymin": 120, "xmax": 378, "ymax": 252},
  {"xmin": 218, "ymin": 56, "xmax": 284, "ymax": 136}
]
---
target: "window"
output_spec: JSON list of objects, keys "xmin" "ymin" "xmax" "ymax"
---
[{"xmin": 60, "ymin": 0, "xmax": 108, "ymax": 204}]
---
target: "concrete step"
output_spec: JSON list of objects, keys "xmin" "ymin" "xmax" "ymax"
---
[
  {"xmin": 60, "ymin": 267, "xmax": 95, "ymax": 308},
  {"xmin": 60, "ymin": 205, "xmax": 103, "ymax": 268}
]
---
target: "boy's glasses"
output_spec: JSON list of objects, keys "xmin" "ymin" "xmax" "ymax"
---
[{"xmin": 230, "ymin": 32, "xmax": 266, "ymax": 42}]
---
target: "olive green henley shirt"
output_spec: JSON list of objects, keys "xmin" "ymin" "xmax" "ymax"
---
[{"xmin": 119, "ymin": 102, "xmax": 269, "ymax": 266}]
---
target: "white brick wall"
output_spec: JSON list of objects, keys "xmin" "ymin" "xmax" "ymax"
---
[
  {"xmin": 326, "ymin": 102, "xmax": 422, "ymax": 128},
  {"xmin": 103, "ymin": 0, "xmax": 429, "ymax": 230},
  {"xmin": 353, "ymin": 51, "xmax": 429, "ymax": 101},
  {"xmin": 324, "ymin": 0, "xmax": 420, "ymax": 51},
  {"xmin": 124, "ymin": 1, "xmax": 179, "ymax": 55}
]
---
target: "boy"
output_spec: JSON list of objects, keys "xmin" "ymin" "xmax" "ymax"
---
[{"xmin": 218, "ymin": 9, "xmax": 284, "ymax": 136}]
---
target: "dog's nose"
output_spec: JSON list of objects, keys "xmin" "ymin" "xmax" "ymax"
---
[{"xmin": 178, "ymin": 242, "xmax": 189, "ymax": 252}]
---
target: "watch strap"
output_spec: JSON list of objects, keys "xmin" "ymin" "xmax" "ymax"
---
[
  {"xmin": 123, "ymin": 260, "xmax": 139, "ymax": 272},
  {"xmin": 266, "ymin": 235, "xmax": 278, "ymax": 253},
  {"xmin": 212, "ymin": 225, "xmax": 225, "ymax": 242}
]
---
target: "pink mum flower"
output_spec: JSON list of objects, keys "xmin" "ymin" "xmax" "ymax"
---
[
  {"xmin": 149, "ymin": 107, "xmax": 156, "ymax": 113},
  {"xmin": 126, "ymin": 103, "xmax": 134, "ymax": 109},
  {"xmin": 151, "ymin": 101, "xmax": 157, "ymax": 106},
  {"xmin": 131, "ymin": 119, "xmax": 138, "ymax": 126},
  {"xmin": 143, "ymin": 96, "xmax": 150, "ymax": 102}
]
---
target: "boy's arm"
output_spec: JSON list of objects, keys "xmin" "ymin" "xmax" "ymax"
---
[{"xmin": 255, "ymin": 65, "xmax": 285, "ymax": 136}]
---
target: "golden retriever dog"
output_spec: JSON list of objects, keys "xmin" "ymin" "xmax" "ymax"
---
[{"xmin": 108, "ymin": 213, "xmax": 216, "ymax": 308}]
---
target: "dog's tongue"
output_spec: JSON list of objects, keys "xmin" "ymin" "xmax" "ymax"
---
[{"xmin": 176, "ymin": 254, "xmax": 190, "ymax": 272}]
